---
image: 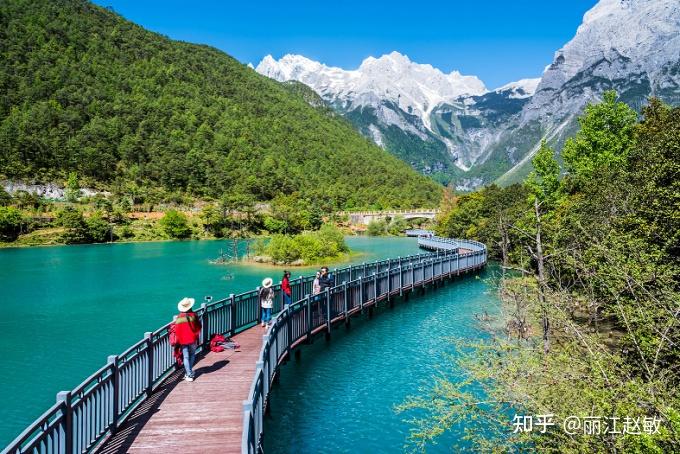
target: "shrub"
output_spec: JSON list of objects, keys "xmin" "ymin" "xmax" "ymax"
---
[
  {"xmin": 86, "ymin": 211, "xmax": 112, "ymax": 243},
  {"xmin": 367, "ymin": 219, "xmax": 388, "ymax": 236},
  {"xmin": 387, "ymin": 215, "xmax": 408, "ymax": 235},
  {"xmin": 0, "ymin": 188, "xmax": 12, "ymax": 207},
  {"xmin": 259, "ymin": 224, "xmax": 348, "ymax": 264},
  {"xmin": 55, "ymin": 206, "xmax": 89, "ymax": 243},
  {"xmin": 0, "ymin": 206, "xmax": 23, "ymax": 241},
  {"xmin": 159, "ymin": 209, "xmax": 192, "ymax": 239}
]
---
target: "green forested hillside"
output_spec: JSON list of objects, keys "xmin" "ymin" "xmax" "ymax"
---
[{"xmin": 0, "ymin": 0, "xmax": 441, "ymax": 209}]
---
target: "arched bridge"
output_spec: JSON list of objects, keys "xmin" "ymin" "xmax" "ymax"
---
[
  {"xmin": 337, "ymin": 208, "xmax": 440, "ymax": 225},
  {"xmin": 1, "ymin": 237, "xmax": 486, "ymax": 454}
]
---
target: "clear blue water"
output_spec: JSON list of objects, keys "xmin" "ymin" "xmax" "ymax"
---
[
  {"xmin": 263, "ymin": 265, "xmax": 499, "ymax": 453},
  {"xmin": 0, "ymin": 236, "xmax": 424, "ymax": 447}
]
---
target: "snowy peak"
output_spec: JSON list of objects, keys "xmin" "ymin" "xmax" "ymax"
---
[
  {"xmin": 494, "ymin": 78, "xmax": 541, "ymax": 99},
  {"xmin": 256, "ymin": 52, "xmax": 487, "ymax": 129}
]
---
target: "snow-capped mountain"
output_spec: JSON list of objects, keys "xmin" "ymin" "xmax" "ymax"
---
[
  {"xmin": 257, "ymin": 52, "xmax": 487, "ymax": 131},
  {"xmin": 257, "ymin": 52, "xmax": 525, "ymax": 179},
  {"xmin": 256, "ymin": 0, "xmax": 680, "ymax": 189}
]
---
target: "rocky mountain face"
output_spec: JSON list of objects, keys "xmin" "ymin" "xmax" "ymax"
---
[{"xmin": 257, "ymin": 0, "xmax": 680, "ymax": 189}]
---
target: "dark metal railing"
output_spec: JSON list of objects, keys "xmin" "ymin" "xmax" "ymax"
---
[
  {"xmin": 241, "ymin": 237, "xmax": 487, "ymax": 453},
  {"xmin": 1, "ymin": 236, "xmax": 486, "ymax": 454}
]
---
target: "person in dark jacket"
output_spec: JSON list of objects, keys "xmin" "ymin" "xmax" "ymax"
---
[
  {"xmin": 318, "ymin": 266, "xmax": 333, "ymax": 292},
  {"xmin": 282, "ymin": 270, "xmax": 292, "ymax": 306},
  {"xmin": 175, "ymin": 297, "xmax": 202, "ymax": 382}
]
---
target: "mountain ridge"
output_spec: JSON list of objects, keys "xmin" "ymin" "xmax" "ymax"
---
[{"xmin": 257, "ymin": 0, "xmax": 680, "ymax": 189}]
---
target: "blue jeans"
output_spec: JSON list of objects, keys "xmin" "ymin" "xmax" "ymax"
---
[
  {"xmin": 262, "ymin": 307, "xmax": 272, "ymax": 324},
  {"xmin": 283, "ymin": 293, "xmax": 292, "ymax": 306},
  {"xmin": 181, "ymin": 343, "xmax": 197, "ymax": 378}
]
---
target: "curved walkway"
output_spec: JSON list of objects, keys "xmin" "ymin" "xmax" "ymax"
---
[
  {"xmin": 99, "ymin": 328, "xmax": 263, "ymax": 454},
  {"xmin": 1, "ymin": 237, "xmax": 485, "ymax": 454}
]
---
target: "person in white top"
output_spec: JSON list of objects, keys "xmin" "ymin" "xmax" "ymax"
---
[
  {"xmin": 312, "ymin": 271, "xmax": 321, "ymax": 296},
  {"xmin": 259, "ymin": 277, "xmax": 274, "ymax": 327}
]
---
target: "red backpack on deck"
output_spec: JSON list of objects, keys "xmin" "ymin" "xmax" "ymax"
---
[{"xmin": 210, "ymin": 334, "xmax": 227, "ymax": 352}]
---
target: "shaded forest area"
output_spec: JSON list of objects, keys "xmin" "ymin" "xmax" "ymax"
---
[{"xmin": 0, "ymin": 0, "xmax": 442, "ymax": 209}]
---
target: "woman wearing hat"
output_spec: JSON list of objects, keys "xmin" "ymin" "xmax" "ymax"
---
[
  {"xmin": 259, "ymin": 278, "xmax": 274, "ymax": 327},
  {"xmin": 175, "ymin": 297, "xmax": 202, "ymax": 382}
]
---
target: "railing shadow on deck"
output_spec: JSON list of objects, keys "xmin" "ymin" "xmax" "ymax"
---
[
  {"xmin": 96, "ymin": 369, "xmax": 183, "ymax": 454},
  {"xmin": 1, "ymin": 236, "xmax": 486, "ymax": 454}
]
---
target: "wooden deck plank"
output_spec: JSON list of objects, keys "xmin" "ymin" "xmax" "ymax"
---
[{"xmin": 99, "ymin": 326, "xmax": 267, "ymax": 454}]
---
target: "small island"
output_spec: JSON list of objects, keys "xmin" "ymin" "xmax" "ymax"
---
[{"xmin": 249, "ymin": 224, "xmax": 353, "ymax": 266}]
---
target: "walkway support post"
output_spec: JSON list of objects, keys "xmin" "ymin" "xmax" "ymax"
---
[
  {"xmin": 108, "ymin": 354, "xmax": 119, "ymax": 434},
  {"xmin": 144, "ymin": 331, "xmax": 153, "ymax": 397}
]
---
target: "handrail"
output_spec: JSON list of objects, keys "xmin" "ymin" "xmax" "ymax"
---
[
  {"xmin": 337, "ymin": 209, "xmax": 440, "ymax": 216},
  {"xmin": 1, "ymin": 236, "xmax": 486, "ymax": 454},
  {"xmin": 240, "ymin": 237, "xmax": 487, "ymax": 453}
]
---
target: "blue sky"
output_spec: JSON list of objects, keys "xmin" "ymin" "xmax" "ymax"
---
[{"xmin": 92, "ymin": 0, "xmax": 597, "ymax": 89}]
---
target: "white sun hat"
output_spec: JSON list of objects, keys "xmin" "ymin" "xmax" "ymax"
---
[
  {"xmin": 262, "ymin": 277, "xmax": 273, "ymax": 288},
  {"xmin": 177, "ymin": 297, "xmax": 195, "ymax": 312}
]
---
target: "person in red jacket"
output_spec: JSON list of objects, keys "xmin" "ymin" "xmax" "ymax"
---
[
  {"xmin": 175, "ymin": 297, "xmax": 202, "ymax": 382},
  {"xmin": 282, "ymin": 270, "xmax": 292, "ymax": 306}
]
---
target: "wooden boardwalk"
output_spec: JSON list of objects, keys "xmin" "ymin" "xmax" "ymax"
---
[{"xmin": 99, "ymin": 326, "xmax": 265, "ymax": 454}]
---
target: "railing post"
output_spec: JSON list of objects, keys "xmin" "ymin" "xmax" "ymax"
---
[
  {"xmin": 411, "ymin": 263, "xmax": 415, "ymax": 288},
  {"xmin": 359, "ymin": 276, "xmax": 364, "ymax": 310},
  {"xmin": 373, "ymin": 272, "xmax": 377, "ymax": 304},
  {"xmin": 257, "ymin": 357, "xmax": 268, "ymax": 411},
  {"xmin": 285, "ymin": 304, "xmax": 291, "ymax": 358},
  {"xmin": 144, "ymin": 331, "xmax": 153, "ymax": 397},
  {"xmin": 200, "ymin": 302, "xmax": 208, "ymax": 346},
  {"xmin": 242, "ymin": 400, "xmax": 254, "ymax": 454},
  {"xmin": 399, "ymin": 266, "xmax": 403, "ymax": 296},
  {"xmin": 229, "ymin": 293, "xmax": 236, "ymax": 335},
  {"xmin": 56, "ymin": 391, "xmax": 73, "ymax": 454},
  {"xmin": 256, "ymin": 286, "xmax": 262, "ymax": 324},
  {"xmin": 305, "ymin": 294, "xmax": 312, "ymax": 341},
  {"xmin": 108, "ymin": 354, "xmax": 119, "ymax": 434},
  {"xmin": 387, "ymin": 267, "xmax": 391, "ymax": 300},
  {"xmin": 343, "ymin": 281, "xmax": 348, "ymax": 319},
  {"xmin": 325, "ymin": 287, "xmax": 331, "ymax": 333}
]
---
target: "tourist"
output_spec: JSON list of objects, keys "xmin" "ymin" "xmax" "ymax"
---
[
  {"xmin": 259, "ymin": 277, "xmax": 274, "ymax": 327},
  {"xmin": 282, "ymin": 270, "xmax": 292, "ymax": 306},
  {"xmin": 319, "ymin": 266, "xmax": 333, "ymax": 292},
  {"xmin": 175, "ymin": 297, "xmax": 202, "ymax": 382},
  {"xmin": 312, "ymin": 271, "xmax": 321, "ymax": 296}
]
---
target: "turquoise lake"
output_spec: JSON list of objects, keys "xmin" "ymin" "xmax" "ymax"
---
[
  {"xmin": 263, "ymin": 263, "xmax": 499, "ymax": 453},
  {"xmin": 0, "ymin": 237, "xmax": 499, "ymax": 450}
]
